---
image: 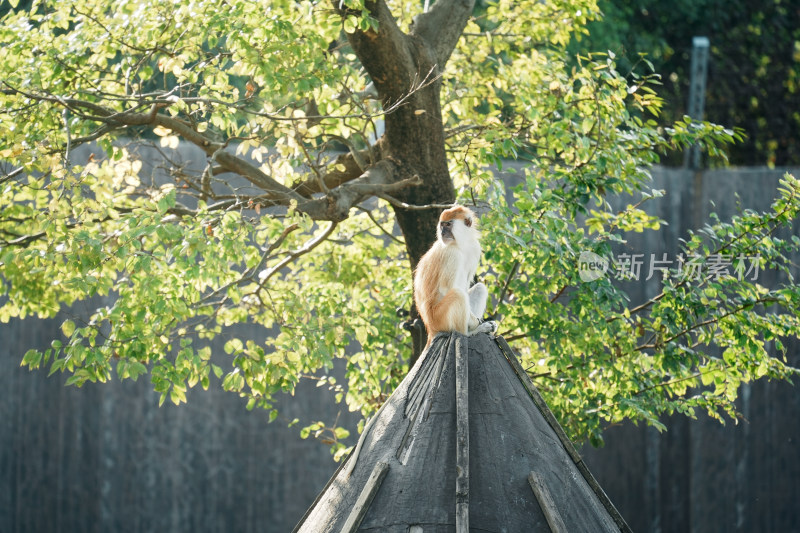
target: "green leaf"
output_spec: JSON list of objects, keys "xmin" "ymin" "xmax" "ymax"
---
[
  {"xmin": 21, "ymin": 349, "xmax": 42, "ymax": 368},
  {"xmin": 343, "ymin": 16, "xmax": 357, "ymax": 34},
  {"xmin": 61, "ymin": 319, "xmax": 76, "ymax": 338},
  {"xmin": 224, "ymin": 338, "xmax": 243, "ymax": 354}
]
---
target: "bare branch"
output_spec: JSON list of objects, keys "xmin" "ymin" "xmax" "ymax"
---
[
  {"xmin": 296, "ymin": 159, "xmax": 419, "ymax": 221},
  {"xmin": 327, "ymin": 135, "xmax": 370, "ymax": 173},
  {"xmin": 356, "ymin": 206, "xmax": 404, "ymax": 244},
  {"xmin": 254, "ymin": 221, "xmax": 339, "ymax": 289},
  {"xmin": 69, "ymin": 124, "xmax": 121, "ymax": 150},
  {"xmin": 292, "ymin": 150, "xmax": 369, "ymax": 197},
  {"xmin": 374, "ymin": 192, "xmax": 454, "ymax": 211},
  {"xmin": 492, "ymin": 260, "xmax": 520, "ymax": 318},
  {"xmin": 0, "ymin": 166, "xmax": 25, "ymax": 186}
]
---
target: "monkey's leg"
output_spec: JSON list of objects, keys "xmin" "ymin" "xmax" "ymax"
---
[
  {"xmin": 467, "ymin": 282, "xmax": 497, "ymax": 337},
  {"xmin": 468, "ymin": 282, "xmax": 488, "ymax": 318}
]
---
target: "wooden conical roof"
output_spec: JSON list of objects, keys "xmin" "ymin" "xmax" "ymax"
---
[{"xmin": 294, "ymin": 333, "xmax": 631, "ymax": 532}]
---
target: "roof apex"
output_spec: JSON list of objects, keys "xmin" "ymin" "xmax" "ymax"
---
[{"xmin": 294, "ymin": 333, "xmax": 631, "ymax": 533}]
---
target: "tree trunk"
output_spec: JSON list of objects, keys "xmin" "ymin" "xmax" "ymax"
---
[{"xmin": 338, "ymin": 0, "xmax": 476, "ymax": 361}]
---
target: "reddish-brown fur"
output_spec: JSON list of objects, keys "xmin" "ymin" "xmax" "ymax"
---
[{"xmin": 439, "ymin": 205, "xmax": 473, "ymax": 223}]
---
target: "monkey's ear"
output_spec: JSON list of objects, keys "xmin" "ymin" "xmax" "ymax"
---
[{"xmin": 464, "ymin": 217, "xmax": 472, "ymax": 227}]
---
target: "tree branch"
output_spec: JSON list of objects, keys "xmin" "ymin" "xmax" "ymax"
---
[
  {"xmin": 0, "ymin": 205, "xmax": 197, "ymax": 248},
  {"xmin": 356, "ymin": 206, "xmax": 404, "ymax": 244},
  {"xmin": 2, "ymin": 84, "xmax": 427, "ymax": 223},
  {"xmin": 634, "ymin": 296, "xmax": 782, "ymax": 352},
  {"xmin": 292, "ymin": 146, "xmax": 378, "ymax": 197},
  {"xmin": 411, "ymin": 0, "xmax": 476, "ymax": 69},
  {"xmin": 254, "ymin": 221, "xmax": 339, "ymax": 289},
  {"xmin": 2, "ymin": 85, "xmax": 305, "ymax": 205},
  {"xmin": 143, "ymin": 113, "xmax": 303, "ymax": 202},
  {"xmin": 198, "ymin": 222, "xmax": 302, "ymax": 305},
  {"xmin": 0, "ymin": 166, "xmax": 24, "ymax": 186},
  {"xmin": 295, "ymin": 159, "xmax": 421, "ymax": 221}
]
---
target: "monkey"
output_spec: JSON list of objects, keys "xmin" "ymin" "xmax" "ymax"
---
[
  {"xmin": 414, "ymin": 205, "xmax": 497, "ymax": 347},
  {"xmin": 343, "ymin": 208, "xmax": 494, "ymax": 480}
]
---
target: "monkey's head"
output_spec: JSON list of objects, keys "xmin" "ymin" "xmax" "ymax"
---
[{"xmin": 438, "ymin": 205, "xmax": 479, "ymax": 246}]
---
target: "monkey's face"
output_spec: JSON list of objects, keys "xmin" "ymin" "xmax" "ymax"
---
[
  {"xmin": 439, "ymin": 219, "xmax": 456, "ymax": 243},
  {"xmin": 437, "ymin": 206, "xmax": 479, "ymax": 247},
  {"xmin": 438, "ymin": 217, "xmax": 476, "ymax": 246}
]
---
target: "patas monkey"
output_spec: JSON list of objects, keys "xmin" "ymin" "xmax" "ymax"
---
[
  {"xmin": 414, "ymin": 206, "xmax": 496, "ymax": 347},
  {"xmin": 345, "ymin": 207, "xmax": 492, "ymax": 479}
]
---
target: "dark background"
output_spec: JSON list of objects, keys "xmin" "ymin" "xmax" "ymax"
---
[{"xmin": 574, "ymin": 0, "xmax": 800, "ymax": 167}]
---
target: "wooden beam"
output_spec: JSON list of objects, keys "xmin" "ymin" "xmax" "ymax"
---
[
  {"xmin": 454, "ymin": 336, "xmax": 469, "ymax": 533},
  {"xmin": 341, "ymin": 461, "xmax": 390, "ymax": 533},
  {"xmin": 528, "ymin": 470, "xmax": 569, "ymax": 533}
]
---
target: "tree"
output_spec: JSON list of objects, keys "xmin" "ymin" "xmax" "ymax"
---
[{"xmin": 1, "ymin": 0, "xmax": 798, "ymax": 454}]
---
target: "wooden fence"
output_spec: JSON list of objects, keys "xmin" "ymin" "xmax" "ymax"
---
[{"xmin": 581, "ymin": 167, "xmax": 800, "ymax": 533}]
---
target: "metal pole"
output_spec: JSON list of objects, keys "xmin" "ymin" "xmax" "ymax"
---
[{"xmin": 684, "ymin": 36, "xmax": 710, "ymax": 170}]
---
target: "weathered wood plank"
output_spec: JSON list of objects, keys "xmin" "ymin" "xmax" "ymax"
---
[
  {"xmin": 455, "ymin": 336, "xmax": 469, "ymax": 533},
  {"xmin": 528, "ymin": 470, "xmax": 569, "ymax": 533},
  {"xmin": 341, "ymin": 461, "xmax": 390, "ymax": 533}
]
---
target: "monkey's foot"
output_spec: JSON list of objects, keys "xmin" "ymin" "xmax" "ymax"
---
[{"xmin": 469, "ymin": 320, "xmax": 498, "ymax": 338}]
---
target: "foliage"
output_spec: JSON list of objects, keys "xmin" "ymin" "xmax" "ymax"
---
[
  {"xmin": 574, "ymin": 0, "xmax": 800, "ymax": 166},
  {"xmin": 1, "ymin": 0, "xmax": 798, "ymax": 455}
]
